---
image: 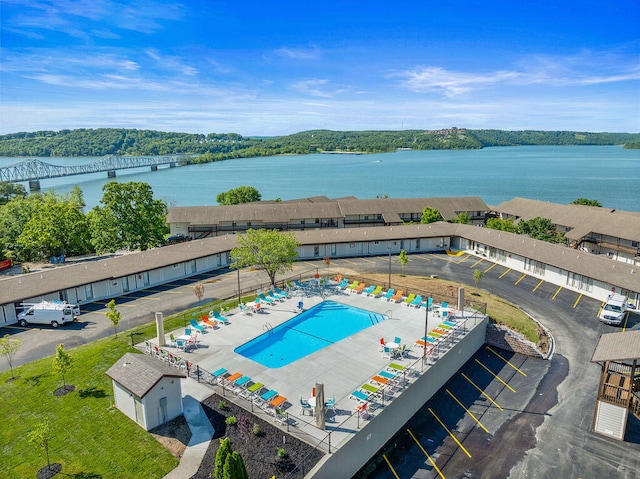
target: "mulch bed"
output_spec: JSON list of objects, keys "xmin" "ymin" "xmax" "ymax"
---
[
  {"xmin": 36, "ymin": 463, "xmax": 62, "ymax": 479},
  {"xmin": 191, "ymin": 394, "xmax": 325, "ymax": 479},
  {"xmin": 53, "ymin": 385, "xmax": 75, "ymax": 396}
]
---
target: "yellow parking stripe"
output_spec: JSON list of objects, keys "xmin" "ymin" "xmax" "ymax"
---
[
  {"xmin": 469, "ymin": 258, "xmax": 484, "ymax": 269},
  {"xmin": 382, "ymin": 454, "xmax": 400, "ymax": 479},
  {"xmin": 551, "ymin": 286, "xmax": 562, "ymax": 300},
  {"xmin": 484, "ymin": 263, "xmax": 498, "ymax": 273},
  {"xmin": 446, "ymin": 389, "xmax": 489, "ymax": 433},
  {"xmin": 340, "ymin": 258, "xmax": 359, "ymax": 265},
  {"xmin": 120, "ymin": 296, "xmax": 160, "ymax": 301},
  {"xmin": 474, "ymin": 359, "xmax": 516, "ymax": 393},
  {"xmin": 455, "ymin": 254, "xmax": 472, "ymax": 264},
  {"xmin": 514, "ymin": 273, "xmax": 527, "ymax": 285},
  {"xmin": 146, "ymin": 289, "xmax": 182, "ymax": 294},
  {"xmin": 498, "ymin": 268, "xmax": 511, "ymax": 279},
  {"xmin": 572, "ymin": 294, "xmax": 583, "ymax": 308},
  {"xmin": 461, "ymin": 373, "xmax": 503, "ymax": 410},
  {"xmin": 415, "ymin": 255, "xmax": 431, "ymax": 261},
  {"xmin": 355, "ymin": 257, "xmax": 376, "ymax": 264},
  {"xmin": 407, "ymin": 429, "xmax": 446, "ymax": 478},
  {"xmin": 532, "ymin": 279, "xmax": 544, "ymax": 292},
  {"xmin": 428, "ymin": 408, "xmax": 472, "ymax": 458},
  {"xmin": 621, "ymin": 311, "xmax": 631, "ymax": 331},
  {"xmin": 486, "ymin": 346, "xmax": 527, "ymax": 377}
]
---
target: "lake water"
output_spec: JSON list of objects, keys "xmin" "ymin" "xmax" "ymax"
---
[{"xmin": 1, "ymin": 145, "xmax": 639, "ymax": 211}]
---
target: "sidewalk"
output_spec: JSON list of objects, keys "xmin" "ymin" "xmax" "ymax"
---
[{"xmin": 163, "ymin": 379, "xmax": 215, "ymax": 479}]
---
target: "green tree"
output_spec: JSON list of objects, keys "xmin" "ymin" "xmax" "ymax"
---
[
  {"xmin": 398, "ymin": 250, "xmax": 408, "ymax": 271},
  {"xmin": 485, "ymin": 217, "xmax": 517, "ymax": 232},
  {"xmin": 473, "ymin": 269, "xmax": 484, "ymax": 288},
  {"xmin": 517, "ymin": 217, "xmax": 566, "ymax": 243},
  {"xmin": 231, "ymin": 229, "xmax": 299, "ymax": 286},
  {"xmin": 420, "ymin": 206, "xmax": 442, "ymax": 224},
  {"xmin": 0, "ymin": 195, "xmax": 44, "ymax": 261},
  {"xmin": 88, "ymin": 181, "xmax": 168, "ymax": 253},
  {"xmin": 570, "ymin": 198, "xmax": 602, "ymax": 207},
  {"xmin": 17, "ymin": 195, "xmax": 92, "ymax": 261},
  {"xmin": 105, "ymin": 300, "xmax": 122, "ymax": 338},
  {"xmin": 52, "ymin": 343, "xmax": 73, "ymax": 389},
  {"xmin": 216, "ymin": 186, "xmax": 262, "ymax": 205},
  {"xmin": 28, "ymin": 418, "xmax": 53, "ymax": 474},
  {"xmin": 0, "ymin": 334, "xmax": 20, "ymax": 379},
  {"xmin": 223, "ymin": 451, "xmax": 248, "ymax": 479},
  {"xmin": 451, "ymin": 212, "xmax": 471, "ymax": 224},
  {"xmin": 0, "ymin": 181, "xmax": 27, "ymax": 205},
  {"xmin": 214, "ymin": 437, "xmax": 233, "ymax": 479}
]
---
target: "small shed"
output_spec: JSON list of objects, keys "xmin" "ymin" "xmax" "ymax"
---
[
  {"xmin": 106, "ymin": 352, "xmax": 186, "ymax": 431},
  {"xmin": 590, "ymin": 330, "xmax": 640, "ymax": 440}
]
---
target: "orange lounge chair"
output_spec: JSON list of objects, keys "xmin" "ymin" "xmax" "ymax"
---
[
  {"xmin": 370, "ymin": 375, "xmax": 389, "ymax": 385},
  {"xmin": 201, "ymin": 316, "xmax": 217, "ymax": 329},
  {"xmin": 353, "ymin": 283, "xmax": 366, "ymax": 293},
  {"xmin": 390, "ymin": 290, "xmax": 403, "ymax": 302},
  {"xmin": 224, "ymin": 372, "xmax": 242, "ymax": 387},
  {"xmin": 269, "ymin": 395, "xmax": 287, "ymax": 409}
]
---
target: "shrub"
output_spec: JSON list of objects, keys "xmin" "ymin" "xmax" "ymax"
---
[
  {"xmin": 252, "ymin": 423, "xmax": 263, "ymax": 437},
  {"xmin": 218, "ymin": 400, "xmax": 228, "ymax": 411},
  {"xmin": 276, "ymin": 447, "xmax": 288, "ymax": 459},
  {"xmin": 225, "ymin": 416, "xmax": 237, "ymax": 426}
]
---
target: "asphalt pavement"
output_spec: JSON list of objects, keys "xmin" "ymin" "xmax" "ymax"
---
[{"xmin": 3, "ymin": 252, "xmax": 640, "ymax": 478}]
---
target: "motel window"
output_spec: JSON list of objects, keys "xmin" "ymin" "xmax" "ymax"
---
[{"xmin": 415, "ymin": 239, "xmax": 420, "ymax": 249}]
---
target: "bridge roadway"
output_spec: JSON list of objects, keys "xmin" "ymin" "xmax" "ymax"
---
[{"xmin": 0, "ymin": 154, "xmax": 189, "ymax": 184}]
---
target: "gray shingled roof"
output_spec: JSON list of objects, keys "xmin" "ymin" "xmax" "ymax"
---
[
  {"xmin": 105, "ymin": 352, "xmax": 186, "ymax": 398},
  {"xmin": 494, "ymin": 198, "xmax": 640, "ymax": 242},
  {"xmin": 167, "ymin": 196, "xmax": 490, "ymax": 224},
  {"xmin": 2, "ymin": 222, "xmax": 639, "ymax": 305},
  {"xmin": 590, "ymin": 331, "xmax": 640, "ymax": 363}
]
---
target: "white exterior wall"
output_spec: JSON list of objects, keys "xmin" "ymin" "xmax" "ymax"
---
[
  {"xmin": 142, "ymin": 377, "xmax": 184, "ymax": 431},
  {"xmin": 112, "ymin": 381, "xmax": 141, "ymax": 426}
]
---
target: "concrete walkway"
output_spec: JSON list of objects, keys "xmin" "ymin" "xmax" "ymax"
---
[{"xmin": 163, "ymin": 379, "xmax": 215, "ymax": 479}]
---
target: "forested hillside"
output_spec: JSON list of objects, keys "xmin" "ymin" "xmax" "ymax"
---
[{"xmin": 0, "ymin": 127, "xmax": 638, "ymax": 159}]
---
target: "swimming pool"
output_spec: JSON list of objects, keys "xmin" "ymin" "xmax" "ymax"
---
[{"xmin": 234, "ymin": 300, "xmax": 386, "ymax": 368}]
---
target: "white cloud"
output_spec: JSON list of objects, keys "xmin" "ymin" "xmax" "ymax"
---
[{"xmin": 273, "ymin": 45, "xmax": 322, "ymax": 61}]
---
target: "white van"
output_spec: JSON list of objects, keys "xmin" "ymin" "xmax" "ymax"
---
[
  {"xmin": 598, "ymin": 294, "xmax": 628, "ymax": 326},
  {"xmin": 17, "ymin": 301, "xmax": 80, "ymax": 328}
]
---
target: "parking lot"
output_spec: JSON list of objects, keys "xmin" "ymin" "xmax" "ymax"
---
[{"xmin": 2, "ymin": 252, "xmax": 640, "ymax": 478}]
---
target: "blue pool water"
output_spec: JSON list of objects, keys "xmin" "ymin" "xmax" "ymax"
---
[{"xmin": 234, "ymin": 300, "xmax": 386, "ymax": 368}]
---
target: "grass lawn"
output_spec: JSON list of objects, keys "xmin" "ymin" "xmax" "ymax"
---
[{"xmin": 0, "ymin": 298, "xmax": 240, "ymax": 479}]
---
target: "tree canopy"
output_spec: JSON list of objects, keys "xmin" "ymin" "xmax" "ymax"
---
[
  {"xmin": 88, "ymin": 181, "xmax": 168, "ymax": 253},
  {"xmin": 216, "ymin": 186, "xmax": 262, "ymax": 205},
  {"xmin": 485, "ymin": 217, "xmax": 517, "ymax": 232},
  {"xmin": 420, "ymin": 207, "xmax": 442, "ymax": 224},
  {"xmin": 570, "ymin": 198, "xmax": 602, "ymax": 207},
  {"xmin": 516, "ymin": 217, "xmax": 566, "ymax": 243},
  {"xmin": 231, "ymin": 229, "xmax": 299, "ymax": 286}
]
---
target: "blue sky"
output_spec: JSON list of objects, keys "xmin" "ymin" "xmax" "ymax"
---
[{"xmin": 1, "ymin": 0, "xmax": 639, "ymax": 135}]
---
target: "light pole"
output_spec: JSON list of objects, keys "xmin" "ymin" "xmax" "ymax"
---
[
  {"xmin": 423, "ymin": 298, "xmax": 429, "ymax": 371},
  {"xmin": 235, "ymin": 262, "xmax": 241, "ymax": 307},
  {"xmin": 387, "ymin": 246, "xmax": 392, "ymax": 289}
]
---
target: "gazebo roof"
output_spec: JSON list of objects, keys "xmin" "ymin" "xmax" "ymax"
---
[
  {"xmin": 106, "ymin": 352, "xmax": 186, "ymax": 398},
  {"xmin": 590, "ymin": 330, "xmax": 640, "ymax": 363}
]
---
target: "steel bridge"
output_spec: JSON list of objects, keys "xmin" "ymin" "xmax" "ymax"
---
[{"xmin": 0, "ymin": 154, "xmax": 190, "ymax": 189}]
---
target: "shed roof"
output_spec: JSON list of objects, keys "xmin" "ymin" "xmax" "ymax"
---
[
  {"xmin": 105, "ymin": 352, "xmax": 186, "ymax": 398},
  {"xmin": 590, "ymin": 331, "xmax": 640, "ymax": 363}
]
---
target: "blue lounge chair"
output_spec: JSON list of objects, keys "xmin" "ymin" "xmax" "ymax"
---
[
  {"xmin": 213, "ymin": 310, "xmax": 229, "ymax": 325},
  {"xmin": 293, "ymin": 279, "xmax": 305, "ymax": 289},
  {"xmin": 210, "ymin": 367, "xmax": 228, "ymax": 385},
  {"xmin": 189, "ymin": 319, "xmax": 205, "ymax": 332},
  {"xmin": 362, "ymin": 285, "xmax": 376, "ymax": 295},
  {"xmin": 381, "ymin": 289, "xmax": 395, "ymax": 300},
  {"xmin": 275, "ymin": 287, "xmax": 289, "ymax": 298},
  {"xmin": 410, "ymin": 295, "xmax": 423, "ymax": 307},
  {"xmin": 267, "ymin": 290, "xmax": 285, "ymax": 301},
  {"xmin": 259, "ymin": 293, "xmax": 274, "ymax": 304},
  {"xmin": 367, "ymin": 286, "xmax": 383, "ymax": 297},
  {"xmin": 255, "ymin": 389, "xmax": 278, "ymax": 408},
  {"xmin": 350, "ymin": 390, "xmax": 369, "ymax": 401},
  {"xmin": 338, "ymin": 278, "xmax": 350, "ymax": 288}
]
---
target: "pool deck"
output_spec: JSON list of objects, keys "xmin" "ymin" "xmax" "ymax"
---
[{"xmin": 145, "ymin": 281, "xmax": 484, "ymax": 459}]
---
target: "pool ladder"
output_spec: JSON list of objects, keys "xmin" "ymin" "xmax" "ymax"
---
[{"xmin": 263, "ymin": 322, "xmax": 274, "ymax": 334}]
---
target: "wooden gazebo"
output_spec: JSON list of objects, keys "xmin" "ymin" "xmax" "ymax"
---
[{"xmin": 590, "ymin": 330, "xmax": 640, "ymax": 440}]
